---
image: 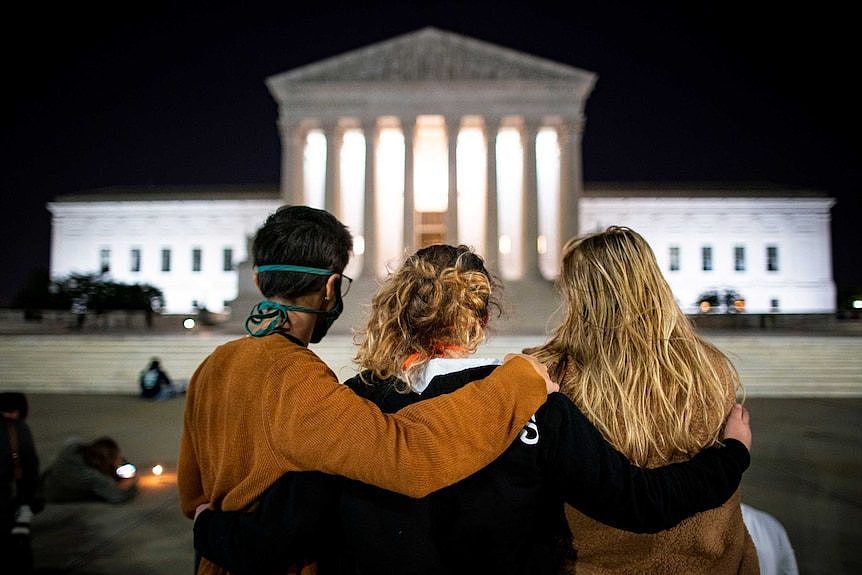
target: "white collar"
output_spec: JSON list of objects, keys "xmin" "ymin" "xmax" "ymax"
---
[{"xmin": 412, "ymin": 357, "xmax": 502, "ymax": 394}]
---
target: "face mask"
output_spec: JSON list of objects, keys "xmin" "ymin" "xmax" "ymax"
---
[
  {"xmin": 245, "ymin": 296, "xmax": 342, "ymax": 341},
  {"xmin": 309, "ymin": 290, "xmax": 343, "ymax": 343},
  {"xmin": 246, "ymin": 263, "xmax": 344, "ymax": 340}
]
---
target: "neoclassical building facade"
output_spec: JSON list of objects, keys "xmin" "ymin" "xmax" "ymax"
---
[
  {"xmin": 48, "ymin": 28, "xmax": 835, "ymax": 322},
  {"xmin": 266, "ymin": 27, "xmax": 595, "ymax": 283}
]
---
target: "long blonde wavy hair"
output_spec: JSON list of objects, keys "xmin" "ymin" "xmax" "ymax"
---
[
  {"xmin": 530, "ymin": 226, "xmax": 741, "ymax": 466},
  {"xmin": 354, "ymin": 244, "xmax": 499, "ymax": 393}
]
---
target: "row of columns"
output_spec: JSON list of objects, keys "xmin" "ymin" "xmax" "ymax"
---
[{"xmin": 278, "ymin": 115, "xmax": 584, "ymax": 280}]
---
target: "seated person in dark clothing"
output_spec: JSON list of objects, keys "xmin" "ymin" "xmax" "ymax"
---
[
  {"xmin": 193, "ymin": 244, "xmax": 753, "ymax": 575},
  {"xmin": 139, "ymin": 358, "xmax": 175, "ymax": 399},
  {"xmin": 41, "ymin": 436, "xmax": 138, "ymax": 504}
]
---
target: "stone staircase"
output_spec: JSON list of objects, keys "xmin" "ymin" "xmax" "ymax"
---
[
  {"xmin": 476, "ymin": 334, "xmax": 862, "ymax": 397},
  {"xmin": 1, "ymin": 332, "xmax": 860, "ymax": 397},
  {"xmin": 708, "ymin": 334, "xmax": 862, "ymax": 396}
]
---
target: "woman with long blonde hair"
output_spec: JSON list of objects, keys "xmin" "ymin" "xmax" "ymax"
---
[{"xmin": 529, "ymin": 226, "xmax": 758, "ymax": 574}]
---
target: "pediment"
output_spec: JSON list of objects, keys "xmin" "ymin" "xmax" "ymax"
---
[{"xmin": 269, "ymin": 27, "xmax": 595, "ymax": 84}]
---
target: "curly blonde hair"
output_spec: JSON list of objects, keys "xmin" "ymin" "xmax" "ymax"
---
[
  {"xmin": 354, "ymin": 244, "xmax": 499, "ymax": 392},
  {"xmin": 530, "ymin": 226, "xmax": 741, "ymax": 466}
]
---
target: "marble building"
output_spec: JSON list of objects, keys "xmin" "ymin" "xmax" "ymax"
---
[{"xmin": 47, "ymin": 27, "xmax": 835, "ymax": 325}]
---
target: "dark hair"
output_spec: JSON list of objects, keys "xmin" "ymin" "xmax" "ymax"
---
[
  {"xmin": 253, "ymin": 205, "xmax": 353, "ymax": 299},
  {"xmin": 82, "ymin": 437, "xmax": 121, "ymax": 477}
]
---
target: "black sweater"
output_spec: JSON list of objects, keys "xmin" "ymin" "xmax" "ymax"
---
[{"xmin": 195, "ymin": 363, "xmax": 750, "ymax": 574}]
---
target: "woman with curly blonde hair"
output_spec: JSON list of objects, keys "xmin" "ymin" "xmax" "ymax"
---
[
  {"xmin": 193, "ymin": 243, "xmax": 753, "ymax": 575},
  {"xmin": 352, "ymin": 243, "xmax": 502, "ymax": 393},
  {"xmin": 529, "ymin": 226, "xmax": 758, "ymax": 574}
]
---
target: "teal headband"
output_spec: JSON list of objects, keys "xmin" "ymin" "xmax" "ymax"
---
[{"xmin": 256, "ymin": 264, "xmax": 333, "ymax": 275}]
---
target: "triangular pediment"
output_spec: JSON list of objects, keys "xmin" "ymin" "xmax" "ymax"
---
[{"xmin": 269, "ymin": 27, "xmax": 595, "ymax": 84}]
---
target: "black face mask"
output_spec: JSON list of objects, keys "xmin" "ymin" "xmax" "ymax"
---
[{"xmin": 309, "ymin": 291, "xmax": 343, "ymax": 343}]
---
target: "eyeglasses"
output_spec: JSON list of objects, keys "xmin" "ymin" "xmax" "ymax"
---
[{"xmin": 339, "ymin": 274, "xmax": 353, "ymax": 298}]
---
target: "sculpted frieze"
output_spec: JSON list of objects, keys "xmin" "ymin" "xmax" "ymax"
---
[{"xmin": 275, "ymin": 28, "xmax": 593, "ymax": 84}]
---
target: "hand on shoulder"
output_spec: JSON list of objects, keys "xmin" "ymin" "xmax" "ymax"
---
[
  {"xmin": 722, "ymin": 403, "xmax": 752, "ymax": 451},
  {"xmin": 503, "ymin": 353, "xmax": 558, "ymax": 395}
]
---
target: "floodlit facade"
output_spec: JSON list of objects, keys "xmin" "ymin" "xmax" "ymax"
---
[
  {"xmin": 47, "ymin": 28, "xmax": 836, "ymax": 315},
  {"xmin": 48, "ymin": 190, "xmax": 280, "ymax": 313},
  {"xmin": 581, "ymin": 187, "xmax": 835, "ymax": 314}
]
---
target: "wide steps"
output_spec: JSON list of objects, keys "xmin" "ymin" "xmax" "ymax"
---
[{"xmin": 1, "ymin": 334, "xmax": 860, "ymax": 397}]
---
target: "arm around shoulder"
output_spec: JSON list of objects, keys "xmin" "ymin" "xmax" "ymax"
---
[
  {"xmin": 384, "ymin": 354, "xmax": 552, "ymax": 496},
  {"xmin": 546, "ymin": 393, "xmax": 750, "ymax": 533},
  {"xmin": 275, "ymin": 353, "xmax": 551, "ymax": 498}
]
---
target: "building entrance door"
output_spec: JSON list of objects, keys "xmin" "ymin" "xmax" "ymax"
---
[{"xmin": 416, "ymin": 210, "xmax": 446, "ymax": 248}]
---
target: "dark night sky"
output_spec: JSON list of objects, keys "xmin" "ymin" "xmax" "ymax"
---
[{"xmin": 2, "ymin": 1, "xmax": 859, "ymax": 306}]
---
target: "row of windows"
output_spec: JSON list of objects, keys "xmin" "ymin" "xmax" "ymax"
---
[
  {"xmin": 668, "ymin": 245, "xmax": 779, "ymax": 272},
  {"xmin": 97, "ymin": 244, "xmax": 779, "ymax": 275},
  {"xmin": 99, "ymin": 247, "xmax": 235, "ymax": 274}
]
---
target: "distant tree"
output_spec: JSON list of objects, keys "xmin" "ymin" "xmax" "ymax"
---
[{"xmin": 16, "ymin": 273, "xmax": 164, "ymax": 314}]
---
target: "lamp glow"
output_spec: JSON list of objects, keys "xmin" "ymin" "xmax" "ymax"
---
[
  {"xmin": 116, "ymin": 463, "xmax": 137, "ymax": 478},
  {"xmin": 152, "ymin": 464, "xmax": 164, "ymax": 476}
]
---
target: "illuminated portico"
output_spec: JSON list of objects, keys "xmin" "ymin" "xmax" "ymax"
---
[{"xmin": 266, "ymin": 27, "xmax": 596, "ymax": 281}]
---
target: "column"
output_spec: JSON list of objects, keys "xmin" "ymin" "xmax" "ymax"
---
[
  {"xmin": 521, "ymin": 119, "xmax": 541, "ymax": 279},
  {"xmin": 445, "ymin": 115, "xmax": 460, "ymax": 245},
  {"xmin": 483, "ymin": 117, "xmax": 500, "ymax": 268},
  {"xmin": 278, "ymin": 117, "xmax": 305, "ymax": 205},
  {"xmin": 401, "ymin": 117, "xmax": 416, "ymax": 255},
  {"xmin": 323, "ymin": 120, "xmax": 342, "ymax": 217},
  {"xmin": 558, "ymin": 118, "xmax": 585, "ymax": 247},
  {"xmin": 361, "ymin": 118, "xmax": 379, "ymax": 279}
]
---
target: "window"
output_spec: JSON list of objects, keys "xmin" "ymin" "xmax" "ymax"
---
[
  {"xmin": 734, "ymin": 246, "xmax": 745, "ymax": 272},
  {"xmin": 669, "ymin": 246, "xmax": 680, "ymax": 272},
  {"xmin": 99, "ymin": 248, "xmax": 111, "ymax": 274},
  {"xmin": 130, "ymin": 248, "xmax": 141, "ymax": 273},
  {"xmin": 766, "ymin": 245, "xmax": 779, "ymax": 271},
  {"xmin": 770, "ymin": 298, "xmax": 780, "ymax": 312},
  {"xmin": 223, "ymin": 248, "xmax": 234, "ymax": 272},
  {"xmin": 192, "ymin": 248, "xmax": 202, "ymax": 272},
  {"xmin": 161, "ymin": 248, "xmax": 172, "ymax": 272},
  {"xmin": 701, "ymin": 246, "xmax": 713, "ymax": 272}
]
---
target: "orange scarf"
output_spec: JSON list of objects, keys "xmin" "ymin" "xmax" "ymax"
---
[{"xmin": 401, "ymin": 343, "xmax": 468, "ymax": 371}]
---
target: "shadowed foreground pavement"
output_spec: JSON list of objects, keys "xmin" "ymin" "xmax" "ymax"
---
[{"xmin": 19, "ymin": 393, "xmax": 862, "ymax": 575}]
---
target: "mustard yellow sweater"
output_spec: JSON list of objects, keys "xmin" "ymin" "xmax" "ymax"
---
[{"xmin": 178, "ymin": 334, "xmax": 546, "ymax": 575}]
